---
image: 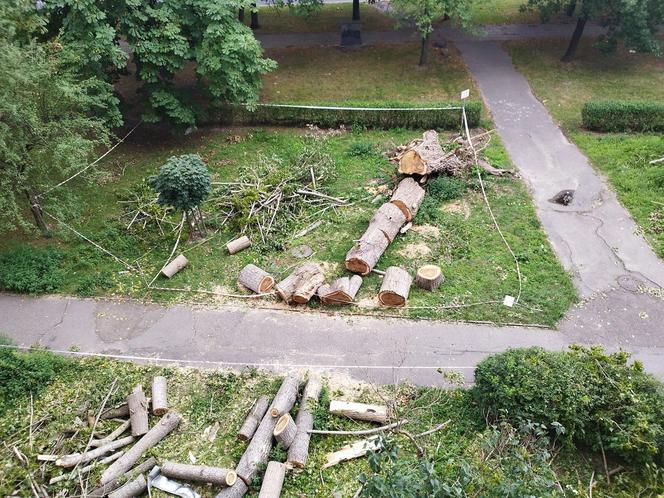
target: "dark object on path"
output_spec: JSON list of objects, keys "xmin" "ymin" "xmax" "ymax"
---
[
  {"xmin": 341, "ymin": 22, "xmax": 362, "ymax": 47},
  {"xmin": 549, "ymin": 190, "xmax": 575, "ymax": 206}
]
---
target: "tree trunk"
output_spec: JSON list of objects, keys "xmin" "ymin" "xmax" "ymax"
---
[
  {"xmin": 369, "ymin": 203, "xmax": 407, "ymax": 243},
  {"xmin": 390, "ymin": 178, "xmax": 426, "ymax": 221},
  {"xmin": 419, "ymin": 34, "xmax": 430, "ymax": 66},
  {"xmin": 273, "ymin": 413, "xmax": 297, "ymax": 449},
  {"xmin": 398, "ymin": 130, "xmax": 449, "ymax": 176},
  {"xmin": 269, "ymin": 374, "xmax": 301, "ymax": 418},
  {"xmin": 352, "ymin": 0, "xmax": 360, "ymax": 21},
  {"xmin": 227, "ymin": 235, "xmax": 252, "ymax": 255},
  {"xmin": 151, "ymin": 376, "xmax": 168, "ymax": 416},
  {"xmin": 329, "ymin": 400, "xmax": 389, "ymax": 424},
  {"xmin": 562, "ymin": 16, "xmax": 587, "ymax": 62},
  {"xmin": 88, "ymin": 457, "xmax": 157, "ymax": 497},
  {"xmin": 378, "ymin": 266, "xmax": 412, "ymax": 307},
  {"xmin": 127, "ymin": 385, "xmax": 149, "ymax": 437},
  {"xmin": 216, "ymin": 479, "xmax": 249, "ymax": 498},
  {"xmin": 287, "ymin": 378, "xmax": 322, "ymax": 468},
  {"xmin": 238, "ymin": 395, "xmax": 271, "ymax": 442},
  {"xmin": 415, "ymin": 265, "xmax": 444, "ymax": 291},
  {"xmin": 318, "ymin": 275, "xmax": 363, "ymax": 305},
  {"xmin": 101, "ymin": 412, "xmax": 181, "ymax": 485},
  {"xmin": 238, "ymin": 264, "xmax": 275, "ymax": 294},
  {"xmin": 107, "ymin": 474, "xmax": 147, "ymax": 498},
  {"xmin": 25, "ymin": 191, "xmax": 49, "ymax": 236},
  {"xmin": 258, "ymin": 462, "xmax": 286, "ymax": 498},
  {"xmin": 161, "ymin": 462, "xmax": 237, "ymax": 486},
  {"xmin": 55, "ymin": 436, "xmax": 135, "ymax": 468},
  {"xmin": 345, "ymin": 227, "xmax": 390, "ymax": 276},
  {"xmin": 161, "ymin": 255, "xmax": 188, "ymax": 278},
  {"xmin": 251, "ymin": 3, "xmax": 259, "ymax": 29},
  {"xmin": 565, "ymin": 0, "xmax": 577, "ymax": 17},
  {"xmin": 239, "ymin": 7, "xmax": 245, "ymax": 22}
]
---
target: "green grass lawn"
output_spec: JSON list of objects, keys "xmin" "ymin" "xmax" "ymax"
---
[
  {"xmin": 262, "ymin": 43, "xmax": 474, "ymax": 104},
  {"xmin": 0, "ymin": 126, "xmax": 574, "ymax": 326},
  {"xmin": 0, "ymin": 349, "xmax": 659, "ymax": 497},
  {"xmin": 243, "ymin": 3, "xmax": 396, "ymax": 34},
  {"xmin": 507, "ymin": 39, "xmax": 664, "ymax": 257}
]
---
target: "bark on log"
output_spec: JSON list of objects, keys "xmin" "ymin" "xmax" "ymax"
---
[
  {"xmin": 275, "ymin": 263, "xmax": 324, "ymax": 304},
  {"xmin": 287, "ymin": 378, "xmax": 322, "ymax": 468},
  {"xmin": 161, "ymin": 254, "xmax": 188, "ymax": 278},
  {"xmin": 90, "ymin": 419, "xmax": 131, "ymax": 447},
  {"xmin": 318, "ymin": 275, "xmax": 362, "ymax": 305},
  {"xmin": 258, "ymin": 461, "xmax": 286, "ymax": 498},
  {"xmin": 55, "ymin": 436, "xmax": 135, "ymax": 468},
  {"xmin": 238, "ymin": 264, "xmax": 275, "ymax": 294},
  {"xmin": 101, "ymin": 411, "xmax": 181, "ymax": 485},
  {"xmin": 369, "ymin": 203, "xmax": 407, "ymax": 243},
  {"xmin": 345, "ymin": 227, "xmax": 390, "ymax": 276},
  {"xmin": 161, "ymin": 461, "xmax": 237, "ymax": 486},
  {"xmin": 237, "ymin": 395, "xmax": 270, "ymax": 442},
  {"xmin": 127, "ymin": 385, "xmax": 149, "ymax": 437},
  {"xmin": 215, "ymin": 479, "xmax": 249, "ymax": 498},
  {"xmin": 390, "ymin": 177, "xmax": 426, "ymax": 221},
  {"xmin": 101, "ymin": 403, "xmax": 129, "ymax": 420},
  {"xmin": 378, "ymin": 266, "xmax": 412, "ymax": 307},
  {"xmin": 107, "ymin": 474, "xmax": 146, "ymax": 498},
  {"xmin": 398, "ymin": 130, "xmax": 447, "ymax": 176},
  {"xmin": 151, "ymin": 376, "xmax": 168, "ymax": 416},
  {"xmin": 273, "ymin": 414, "xmax": 297, "ymax": 449},
  {"xmin": 227, "ymin": 236, "xmax": 252, "ymax": 255},
  {"xmin": 329, "ymin": 400, "xmax": 389, "ymax": 424},
  {"xmin": 322, "ymin": 436, "xmax": 383, "ymax": 469},
  {"xmin": 415, "ymin": 265, "xmax": 444, "ymax": 291},
  {"xmin": 235, "ymin": 375, "xmax": 300, "ymax": 485},
  {"xmin": 88, "ymin": 457, "xmax": 157, "ymax": 497}
]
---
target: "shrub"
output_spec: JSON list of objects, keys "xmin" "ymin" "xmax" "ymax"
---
[
  {"xmin": 582, "ymin": 101, "xmax": 664, "ymax": 132},
  {"xmin": 346, "ymin": 141, "xmax": 376, "ymax": 157},
  {"xmin": 474, "ymin": 346, "xmax": 664, "ymax": 464},
  {"xmin": 211, "ymin": 101, "xmax": 482, "ymax": 130},
  {"xmin": 0, "ymin": 246, "xmax": 64, "ymax": 294}
]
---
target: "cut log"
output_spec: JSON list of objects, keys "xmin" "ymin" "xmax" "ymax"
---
[
  {"xmin": 235, "ymin": 375, "xmax": 300, "ymax": 486},
  {"xmin": 161, "ymin": 254, "xmax": 188, "ymax": 278},
  {"xmin": 275, "ymin": 263, "xmax": 324, "ymax": 304},
  {"xmin": 273, "ymin": 414, "xmax": 297, "ymax": 449},
  {"xmin": 107, "ymin": 474, "xmax": 147, "ymax": 498},
  {"xmin": 101, "ymin": 403, "xmax": 129, "ymax": 420},
  {"xmin": 287, "ymin": 377, "xmax": 322, "ymax": 468},
  {"xmin": 238, "ymin": 264, "xmax": 275, "ymax": 294},
  {"xmin": 322, "ymin": 436, "xmax": 383, "ymax": 469},
  {"xmin": 378, "ymin": 266, "xmax": 412, "ymax": 307},
  {"xmin": 88, "ymin": 457, "xmax": 157, "ymax": 497},
  {"xmin": 55, "ymin": 436, "xmax": 135, "ymax": 468},
  {"xmin": 90, "ymin": 419, "xmax": 131, "ymax": 447},
  {"xmin": 227, "ymin": 235, "xmax": 252, "ymax": 255},
  {"xmin": 318, "ymin": 275, "xmax": 363, "ymax": 305},
  {"xmin": 370, "ymin": 203, "xmax": 407, "ymax": 243},
  {"xmin": 390, "ymin": 177, "xmax": 426, "ymax": 221},
  {"xmin": 329, "ymin": 401, "xmax": 389, "ymax": 424},
  {"xmin": 161, "ymin": 461, "xmax": 237, "ymax": 487},
  {"xmin": 215, "ymin": 479, "xmax": 249, "ymax": 498},
  {"xmin": 258, "ymin": 461, "xmax": 286, "ymax": 498},
  {"xmin": 345, "ymin": 227, "xmax": 390, "ymax": 276},
  {"xmin": 415, "ymin": 265, "xmax": 444, "ymax": 291},
  {"xmin": 151, "ymin": 376, "xmax": 168, "ymax": 416},
  {"xmin": 127, "ymin": 385, "xmax": 149, "ymax": 437},
  {"xmin": 237, "ymin": 395, "xmax": 270, "ymax": 442},
  {"xmin": 398, "ymin": 130, "xmax": 448, "ymax": 176},
  {"xmin": 101, "ymin": 411, "xmax": 181, "ymax": 485}
]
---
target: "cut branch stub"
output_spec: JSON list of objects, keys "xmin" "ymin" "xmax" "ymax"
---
[
  {"xmin": 345, "ymin": 227, "xmax": 389, "ymax": 276},
  {"xmin": 369, "ymin": 203, "xmax": 407, "ymax": 243},
  {"xmin": 415, "ymin": 265, "xmax": 444, "ymax": 291},
  {"xmin": 273, "ymin": 413, "xmax": 297, "ymax": 449},
  {"xmin": 238, "ymin": 264, "xmax": 275, "ymax": 294},
  {"xmin": 378, "ymin": 266, "xmax": 412, "ymax": 307},
  {"xmin": 390, "ymin": 177, "xmax": 426, "ymax": 221}
]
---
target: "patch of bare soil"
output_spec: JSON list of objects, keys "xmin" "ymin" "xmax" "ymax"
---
[
  {"xmin": 398, "ymin": 242, "xmax": 432, "ymax": 258},
  {"xmin": 440, "ymin": 200, "xmax": 471, "ymax": 219},
  {"xmin": 411, "ymin": 224, "xmax": 441, "ymax": 239}
]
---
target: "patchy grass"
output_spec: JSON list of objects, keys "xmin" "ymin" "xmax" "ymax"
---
[
  {"xmin": 0, "ymin": 127, "xmax": 574, "ymax": 326},
  {"xmin": 0, "ymin": 351, "xmax": 661, "ymax": 497},
  {"xmin": 262, "ymin": 43, "xmax": 475, "ymax": 104},
  {"xmin": 243, "ymin": 3, "xmax": 396, "ymax": 34}
]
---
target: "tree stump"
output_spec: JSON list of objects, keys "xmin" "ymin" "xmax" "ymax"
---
[
  {"xmin": 151, "ymin": 376, "xmax": 168, "ymax": 416},
  {"xmin": 257, "ymin": 461, "xmax": 286, "ymax": 498},
  {"xmin": 161, "ymin": 254, "xmax": 188, "ymax": 278},
  {"xmin": 398, "ymin": 130, "xmax": 447, "ymax": 176},
  {"xmin": 390, "ymin": 178, "xmax": 426, "ymax": 221},
  {"xmin": 237, "ymin": 395, "xmax": 270, "ymax": 442},
  {"xmin": 238, "ymin": 264, "xmax": 275, "ymax": 294},
  {"xmin": 369, "ymin": 203, "xmax": 407, "ymax": 243},
  {"xmin": 378, "ymin": 266, "xmax": 412, "ymax": 307},
  {"xmin": 127, "ymin": 385, "xmax": 149, "ymax": 437},
  {"xmin": 287, "ymin": 377, "xmax": 322, "ymax": 468},
  {"xmin": 318, "ymin": 275, "xmax": 362, "ymax": 305},
  {"xmin": 345, "ymin": 227, "xmax": 389, "ymax": 275},
  {"xmin": 161, "ymin": 462, "xmax": 237, "ymax": 487},
  {"xmin": 227, "ymin": 236, "xmax": 251, "ymax": 255},
  {"xmin": 273, "ymin": 413, "xmax": 297, "ymax": 449},
  {"xmin": 415, "ymin": 265, "xmax": 444, "ymax": 291}
]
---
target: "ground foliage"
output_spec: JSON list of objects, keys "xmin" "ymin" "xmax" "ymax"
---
[{"xmin": 0, "ymin": 247, "xmax": 64, "ymax": 294}]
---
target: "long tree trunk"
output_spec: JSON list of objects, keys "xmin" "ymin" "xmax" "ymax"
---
[
  {"xmin": 419, "ymin": 34, "xmax": 430, "ymax": 66},
  {"xmin": 25, "ymin": 191, "xmax": 49, "ymax": 236},
  {"xmin": 562, "ymin": 16, "xmax": 586, "ymax": 62},
  {"xmin": 250, "ymin": 3, "xmax": 259, "ymax": 29},
  {"xmin": 352, "ymin": 0, "xmax": 360, "ymax": 21}
]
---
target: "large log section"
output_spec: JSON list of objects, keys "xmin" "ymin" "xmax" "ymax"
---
[
  {"xmin": 390, "ymin": 177, "xmax": 426, "ymax": 222},
  {"xmin": 275, "ymin": 263, "xmax": 325, "ymax": 304},
  {"xmin": 287, "ymin": 377, "xmax": 322, "ymax": 468}
]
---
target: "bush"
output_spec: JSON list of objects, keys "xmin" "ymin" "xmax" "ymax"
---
[
  {"xmin": 0, "ymin": 246, "xmax": 64, "ymax": 294},
  {"xmin": 582, "ymin": 101, "xmax": 664, "ymax": 132},
  {"xmin": 211, "ymin": 101, "xmax": 482, "ymax": 130},
  {"xmin": 474, "ymin": 346, "xmax": 664, "ymax": 464}
]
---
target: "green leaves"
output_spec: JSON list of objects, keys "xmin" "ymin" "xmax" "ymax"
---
[{"xmin": 148, "ymin": 154, "xmax": 212, "ymax": 212}]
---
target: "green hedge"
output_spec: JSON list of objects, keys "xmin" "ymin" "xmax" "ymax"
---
[
  {"xmin": 210, "ymin": 101, "xmax": 482, "ymax": 130},
  {"xmin": 582, "ymin": 101, "xmax": 664, "ymax": 132}
]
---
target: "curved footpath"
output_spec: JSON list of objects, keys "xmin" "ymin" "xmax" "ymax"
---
[{"xmin": 2, "ymin": 28, "xmax": 663, "ymax": 386}]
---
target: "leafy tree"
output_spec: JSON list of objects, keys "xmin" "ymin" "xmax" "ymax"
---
[
  {"xmin": 390, "ymin": 0, "xmax": 472, "ymax": 66},
  {"xmin": 522, "ymin": 0, "xmax": 664, "ymax": 61},
  {"xmin": 45, "ymin": 0, "xmax": 276, "ymax": 127},
  {"xmin": 148, "ymin": 155, "xmax": 212, "ymax": 240}
]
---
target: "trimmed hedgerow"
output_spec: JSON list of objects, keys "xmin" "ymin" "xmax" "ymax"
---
[
  {"xmin": 474, "ymin": 346, "xmax": 664, "ymax": 465},
  {"xmin": 211, "ymin": 101, "xmax": 482, "ymax": 130},
  {"xmin": 582, "ymin": 101, "xmax": 664, "ymax": 132}
]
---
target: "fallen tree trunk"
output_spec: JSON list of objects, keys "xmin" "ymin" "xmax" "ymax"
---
[
  {"xmin": 390, "ymin": 177, "xmax": 426, "ymax": 221},
  {"xmin": 101, "ymin": 411, "xmax": 181, "ymax": 485},
  {"xmin": 227, "ymin": 235, "xmax": 252, "ymax": 255},
  {"xmin": 318, "ymin": 275, "xmax": 362, "ymax": 305},
  {"xmin": 258, "ymin": 461, "xmax": 286, "ymax": 498},
  {"xmin": 369, "ymin": 203, "xmax": 407, "ymax": 243},
  {"xmin": 273, "ymin": 414, "xmax": 297, "ymax": 449},
  {"xmin": 378, "ymin": 266, "xmax": 412, "ymax": 307},
  {"xmin": 398, "ymin": 130, "xmax": 447, "ymax": 176},
  {"xmin": 322, "ymin": 436, "xmax": 383, "ymax": 469},
  {"xmin": 237, "ymin": 395, "xmax": 270, "ymax": 442},
  {"xmin": 127, "ymin": 385, "xmax": 149, "ymax": 437},
  {"xmin": 329, "ymin": 401, "xmax": 389, "ymax": 424},
  {"xmin": 161, "ymin": 254, "xmax": 188, "ymax": 278},
  {"xmin": 151, "ymin": 376, "xmax": 168, "ymax": 416},
  {"xmin": 287, "ymin": 377, "xmax": 322, "ymax": 468},
  {"xmin": 275, "ymin": 263, "xmax": 324, "ymax": 304},
  {"xmin": 88, "ymin": 457, "xmax": 157, "ymax": 497},
  {"xmin": 238, "ymin": 264, "xmax": 275, "ymax": 294},
  {"xmin": 55, "ymin": 436, "xmax": 135, "ymax": 468},
  {"xmin": 415, "ymin": 265, "xmax": 444, "ymax": 291},
  {"xmin": 161, "ymin": 461, "xmax": 237, "ymax": 486},
  {"xmin": 345, "ymin": 227, "xmax": 389, "ymax": 276},
  {"xmin": 107, "ymin": 474, "xmax": 147, "ymax": 498}
]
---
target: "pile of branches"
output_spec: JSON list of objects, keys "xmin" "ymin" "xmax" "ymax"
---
[
  {"xmin": 117, "ymin": 181, "xmax": 176, "ymax": 235},
  {"xmin": 211, "ymin": 138, "xmax": 347, "ymax": 245}
]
